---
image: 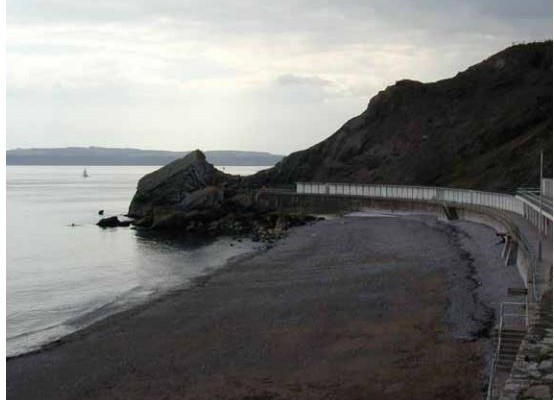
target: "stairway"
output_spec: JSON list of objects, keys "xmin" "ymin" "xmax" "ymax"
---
[
  {"xmin": 493, "ymin": 328, "xmax": 527, "ymax": 373},
  {"xmin": 492, "ymin": 291, "xmax": 553, "ymax": 399}
]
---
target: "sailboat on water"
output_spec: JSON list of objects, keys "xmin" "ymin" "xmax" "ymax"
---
[{"xmin": 82, "ymin": 168, "xmax": 89, "ymax": 178}]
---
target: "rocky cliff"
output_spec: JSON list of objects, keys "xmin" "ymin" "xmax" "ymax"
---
[{"xmin": 249, "ymin": 42, "xmax": 553, "ymax": 191}]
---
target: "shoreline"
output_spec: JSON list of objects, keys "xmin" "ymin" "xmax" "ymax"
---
[
  {"xmin": 8, "ymin": 215, "xmax": 525, "ymax": 400},
  {"xmin": 7, "ymin": 234, "xmax": 267, "ymax": 360}
]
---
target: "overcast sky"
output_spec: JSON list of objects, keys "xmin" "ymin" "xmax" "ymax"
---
[{"xmin": 7, "ymin": 0, "xmax": 553, "ymax": 154}]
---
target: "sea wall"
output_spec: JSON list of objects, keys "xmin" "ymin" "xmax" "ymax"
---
[
  {"xmin": 256, "ymin": 192, "xmax": 443, "ymax": 215},
  {"xmin": 256, "ymin": 192, "xmax": 533, "ymax": 288}
]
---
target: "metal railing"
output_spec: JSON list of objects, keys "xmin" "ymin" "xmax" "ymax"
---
[
  {"xmin": 296, "ymin": 182, "xmax": 525, "ymax": 215},
  {"xmin": 486, "ymin": 301, "xmax": 528, "ymax": 400}
]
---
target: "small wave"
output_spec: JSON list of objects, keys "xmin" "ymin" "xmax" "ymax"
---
[
  {"xmin": 7, "ymin": 285, "xmax": 157, "ymax": 357},
  {"xmin": 64, "ymin": 285, "xmax": 154, "ymax": 328},
  {"xmin": 7, "ymin": 321, "xmax": 67, "ymax": 342}
]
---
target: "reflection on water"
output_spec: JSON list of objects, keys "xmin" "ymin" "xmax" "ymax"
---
[{"xmin": 7, "ymin": 165, "xmax": 268, "ymax": 357}]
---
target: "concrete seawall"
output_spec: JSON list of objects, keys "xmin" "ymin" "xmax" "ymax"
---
[{"xmin": 257, "ymin": 192, "xmax": 534, "ymax": 289}]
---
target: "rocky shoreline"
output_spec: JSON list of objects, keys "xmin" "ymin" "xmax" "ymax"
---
[{"xmin": 96, "ymin": 149, "xmax": 322, "ymax": 242}]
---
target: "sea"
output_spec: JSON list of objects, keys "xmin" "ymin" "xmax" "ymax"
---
[{"xmin": 6, "ymin": 165, "xmax": 269, "ymax": 357}]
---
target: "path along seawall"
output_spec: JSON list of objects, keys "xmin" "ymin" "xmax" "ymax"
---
[{"xmin": 256, "ymin": 185, "xmax": 553, "ymax": 400}]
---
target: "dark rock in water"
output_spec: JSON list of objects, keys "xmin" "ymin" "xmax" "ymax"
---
[
  {"xmin": 97, "ymin": 216, "xmax": 120, "ymax": 227},
  {"xmin": 98, "ymin": 210, "xmax": 104, "ymax": 215},
  {"xmin": 128, "ymin": 150, "xmax": 230, "ymax": 219},
  {"xmin": 97, "ymin": 216, "xmax": 131, "ymax": 228},
  {"xmin": 127, "ymin": 149, "xmax": 249, "ymax": 230}
]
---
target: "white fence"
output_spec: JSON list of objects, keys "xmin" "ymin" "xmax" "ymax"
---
[
  {"xmin": 296, "ymin": 182, "xmax": 525, "ymax": 215},
  {"xmin": 541, "ymin": 178, "xmax": 552, "ymax": 198}
]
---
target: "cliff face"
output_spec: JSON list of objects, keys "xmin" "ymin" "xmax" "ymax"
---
[{"xmin": 250, "ymin": 42, "xmax": 553, "ymax": 191}]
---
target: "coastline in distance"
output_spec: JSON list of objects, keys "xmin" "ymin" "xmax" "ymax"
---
[{"xmin": 6, "ymin": 146, "xmax": 284, "ymax": 167}]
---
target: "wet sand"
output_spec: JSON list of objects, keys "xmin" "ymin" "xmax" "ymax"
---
[{"xmin": 7, "ymin": 215, "xmax": 524, "ymax": 400}]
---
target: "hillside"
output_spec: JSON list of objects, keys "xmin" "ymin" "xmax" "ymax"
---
[
  {"xmin": 6, "ymin": 147, "xmax": 283, "ymax": 166},
  {"xmin": 250, "ymin": 42, "xmax": 553, "ymax": 192}
]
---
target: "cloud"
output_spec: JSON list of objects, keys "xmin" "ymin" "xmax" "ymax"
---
[
  {"xmin": 6, "ymin": 0, "xmax": 553, "ymax": 154},
  {"xmin": 277, "ymin": 74, "xmax": 332, "ymax": 87}
]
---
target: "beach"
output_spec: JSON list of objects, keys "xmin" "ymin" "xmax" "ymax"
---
[{"xmin": 7, "ymin": 215, "xmax": 524, "ymax": 400}]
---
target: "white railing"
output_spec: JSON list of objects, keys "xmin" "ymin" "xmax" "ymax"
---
[{"xmin": 296, "ymin": 182, "xmax": 525, "ymax": 215}]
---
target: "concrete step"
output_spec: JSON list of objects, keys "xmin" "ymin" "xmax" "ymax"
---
[
  {"xmin": 498, "ymin": 346, "xmax": 521, "ymax": 353},
  {"xmin": 497, "ymin": 365, "xmax": 515, "ymax": 372},
  {"xmin": 498, "ymin": 355, "xmax": 518, "ymax": 361},
  {"xmin": 494, "ymin": 342, "xmax": 523, "ymax": 349},
  {"xmin": 498, "ymin": 360, "xmax": 517, "ymax": 367},
  {"xmin": 493, "ymin": 328, "xmax": 527, "ymax": 334},
  {"xmin": 507, "ymin": 288, "xmax": 528, "ymax": 296},
  {"xmin": 495, "ymin": 331, "xmax": 526, "ymax": 337},
  {"xmin": 498, "ymin": 336, "xmax": 524, "ymax": 343}
]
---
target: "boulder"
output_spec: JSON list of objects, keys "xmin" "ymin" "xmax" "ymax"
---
[{"xmin": 97, "ymin": 216, "xmax": 131, "ymax": 228}]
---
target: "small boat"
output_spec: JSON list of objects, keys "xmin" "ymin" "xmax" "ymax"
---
[{"xmin": 83, "ymin": 168, "xmax": 89, "ymax": 178}]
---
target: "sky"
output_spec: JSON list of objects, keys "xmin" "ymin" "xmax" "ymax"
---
[{"xmin": 6, "ymin": 0, "xmax": 553, "ymax": 155}]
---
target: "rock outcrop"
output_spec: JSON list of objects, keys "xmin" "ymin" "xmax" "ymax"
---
[
  {"xmin": 128, "ymin": 150, "xmax": 230, "ymax": 219},
  {"xmin": 97, "ymin": 216, "xmax": 132, "ymax": 228},
  {"xmin": 127, "ymin": 150, "xmax": 317, "ymax": 237},
  {"xmin": 248, "ymin": 41, "xmax": 553, "ymax": 191}
]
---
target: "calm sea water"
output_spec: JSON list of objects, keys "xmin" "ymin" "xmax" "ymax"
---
[{"xmin": 7, "ymin": 165, "xmax": 269, "ymax": 357}]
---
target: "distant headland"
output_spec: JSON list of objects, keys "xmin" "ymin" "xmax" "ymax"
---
[{"xmin": 6, "ymin": 147, "xmax": 284, "ymax": 166}]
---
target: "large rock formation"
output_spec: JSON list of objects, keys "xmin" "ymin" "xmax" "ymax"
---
[
  {"xmin": 128, "ymin": 150, "xmax": 231, "ymax": 220},
  {"xmin": 127, "ymin": 150, "xmax": 317, "ymax": 235},
  {"xmin": 248, "ymin": 42, "xmax": 553, "ymax": 191}
]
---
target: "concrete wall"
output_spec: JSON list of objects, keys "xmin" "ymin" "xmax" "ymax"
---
[
  {"xmin": 257, "ymin": 192, "xmax": 533, "ymax": 290},
  {"xmin": 256, "ymin": 192, "xmax": 444, "ymax": 215},
  {"xmin": 456, "ymin": 207, "xmax": 534, "ymax": 289}
]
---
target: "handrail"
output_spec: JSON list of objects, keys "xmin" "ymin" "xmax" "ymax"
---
[
  {"xmin": 486, "ymin": 301, "xmax": 528, "ymax": 400},
  {"xmin": 297, "ymin": 181, "xmax": 512, "ymax": 193},
  {"xmin": 487, "ymin": 302, "xmax": 505, "ymax": 400},
  {"xmin": 296, "ymin": 182, "xmax": 525, "ymax": 215}
]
